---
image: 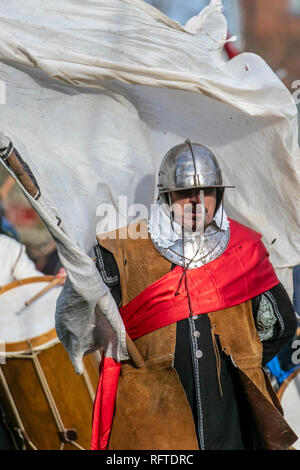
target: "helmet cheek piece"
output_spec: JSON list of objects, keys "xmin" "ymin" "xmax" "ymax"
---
[
  {"xmin": 166, "ymin": 192, "xmax": 175, "ymax": 223},
  {"xmin": 215, "ymin": 187, "xmax": 225, "ymax": 215}
]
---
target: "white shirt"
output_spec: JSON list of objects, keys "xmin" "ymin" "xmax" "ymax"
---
[{"xmin": 0, "ymin": 234, "xmax": 42, "ymax": 287}]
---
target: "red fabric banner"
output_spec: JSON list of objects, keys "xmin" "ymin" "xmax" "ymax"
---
[
  {"xmin": 91, "ymin": 356, "xmax": 121, "ymax": 450},
  {"xmin": 120, "ymin": 219, "xmax": 279, "ymax": 340}
]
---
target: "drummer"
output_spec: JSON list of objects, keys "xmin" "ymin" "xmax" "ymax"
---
[
  {"xmin": 0, "ymin": 216, "xmax": 66, "ymax": 450},
  {"xmin": 0, "ymin": 232, "xmax": 43, "ymax": 287},
  {"xmin": 0, "ymin": 226, "xmax": 66, "ymax": 287},
  {"xmin": 0, "ymin": 175, "xmax": 65, "ymax": 286}
]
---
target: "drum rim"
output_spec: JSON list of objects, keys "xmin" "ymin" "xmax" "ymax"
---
[
  {"xmin": 0, "ymin": 276, "xmax": 59, "ymax": 353},
  {"xmin": 277, "ymin": 368, "xmax": 300, "ymax": 401},
  {"xmin": 0, "ymin": 275, "xmax": 55, "ymax": 294}
]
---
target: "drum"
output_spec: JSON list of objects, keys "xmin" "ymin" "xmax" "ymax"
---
[
  {"xmin": 277, "ymin": 368, "xmax": 300, "ymax": 450},
  {"xmin": 0, "ymin": 276, "xmax": 100, "ymax": 450}
]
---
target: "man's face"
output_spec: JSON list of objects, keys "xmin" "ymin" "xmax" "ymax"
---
[{"xmin": 170, "ymin": 187, "xmax": 217, "ymax": 232}]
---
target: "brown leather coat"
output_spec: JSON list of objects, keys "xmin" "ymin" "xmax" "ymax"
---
[{"xmin": 97, "ymin": 221, "xmax": 297, "ymax": 450}]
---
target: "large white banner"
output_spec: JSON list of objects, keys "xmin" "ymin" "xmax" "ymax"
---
[{"xmin": 0, "ymin": 0, "xmax": 299, "ymax": 372}]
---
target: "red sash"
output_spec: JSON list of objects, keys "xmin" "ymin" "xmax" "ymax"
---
[{"xmin": 91, "ymin": 219, "xmax": 279, "ymax": 450}]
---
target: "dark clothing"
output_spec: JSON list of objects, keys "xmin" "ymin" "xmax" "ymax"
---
[
  {"xmin": 174, "ymin": 314, "xmax": 257, "ymax": 449},
  {"xmin": 173, "ymin": 282, "xmax": 296, "ymax": 450},
  {"xmin": 41, "ymin": 249, "xmax": 62, "ymax": 276},
  {"xmin": 293, "ymin": 265, "xmax": 300, "ymax": 317},
  {"xmin": 278, "ymin": 266, "xmax": 300, "ymax": 371},
  {"xmin": 253, "ymin": 283, "xmax": 298, "ymax": 367}
]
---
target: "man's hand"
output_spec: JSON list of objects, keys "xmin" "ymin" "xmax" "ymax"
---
[
  {"xmin": 56, "ymin": 267, "xmax": 67, "ymax": 286},
  {"xmin": 0, "ymin": 130, "xmax": 11, "ymax": 151},
  {"xmin": 0, "ymin": 130, "xmax": 13, "ymax": 161}
]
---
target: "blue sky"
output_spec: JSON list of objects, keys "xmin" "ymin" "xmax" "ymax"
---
[{"xmin": 145, "ymin": 0, "xmax": 243, "ymax": 48}]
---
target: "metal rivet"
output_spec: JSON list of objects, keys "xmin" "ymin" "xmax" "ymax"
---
[
  {"xmin": 195, "ymin": 350, "xmax": 203, "ymax": 359},
  {"xmin": 194, "ymin": 330, "xmax": 200, "ymax": 338}
]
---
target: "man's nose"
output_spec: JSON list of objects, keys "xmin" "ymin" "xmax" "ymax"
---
[{"xmin": 189, "ymin": 192, "xmax": 201, "ymax": 204}]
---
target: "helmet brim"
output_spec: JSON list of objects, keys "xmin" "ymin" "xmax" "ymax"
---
[{"xmin": 158, "ymin": 185, "xmax": 235, "ymax": 193}]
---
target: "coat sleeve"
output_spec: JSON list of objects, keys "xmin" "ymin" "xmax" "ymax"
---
[{"xmin": 251, "ymin": 283, "xmax": 298, "ymax": 367}]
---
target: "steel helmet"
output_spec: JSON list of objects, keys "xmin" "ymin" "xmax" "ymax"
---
[
  {"xmin": 157, "ymin": 140, "xmax": 234, "ymax": 214},
  {"xmin": 158, "ymin": 139, "xmax": 234, "ymax": 193}
]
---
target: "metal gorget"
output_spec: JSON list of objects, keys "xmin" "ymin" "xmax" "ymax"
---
[{"xmin": 150, "ymin": 222, "xmax": 230, "ymax": 269}]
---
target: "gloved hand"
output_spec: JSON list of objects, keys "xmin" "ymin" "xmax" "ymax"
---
[
  {"xmin": 0, "ymin": 131, "xmax": 13, "ymax": 159},
  {"xmin": 0, "ymin": 130, "xmax": 11, "ymax": 150}
]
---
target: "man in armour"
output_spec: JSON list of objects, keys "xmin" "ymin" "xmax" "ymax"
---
[
  {"xmin": 92, "ymin": 140, "xmax": 298, "ymax": 450},
  {"xmin": 0, "ymin": 130, "xmax": 297, "ymax": 450}
]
